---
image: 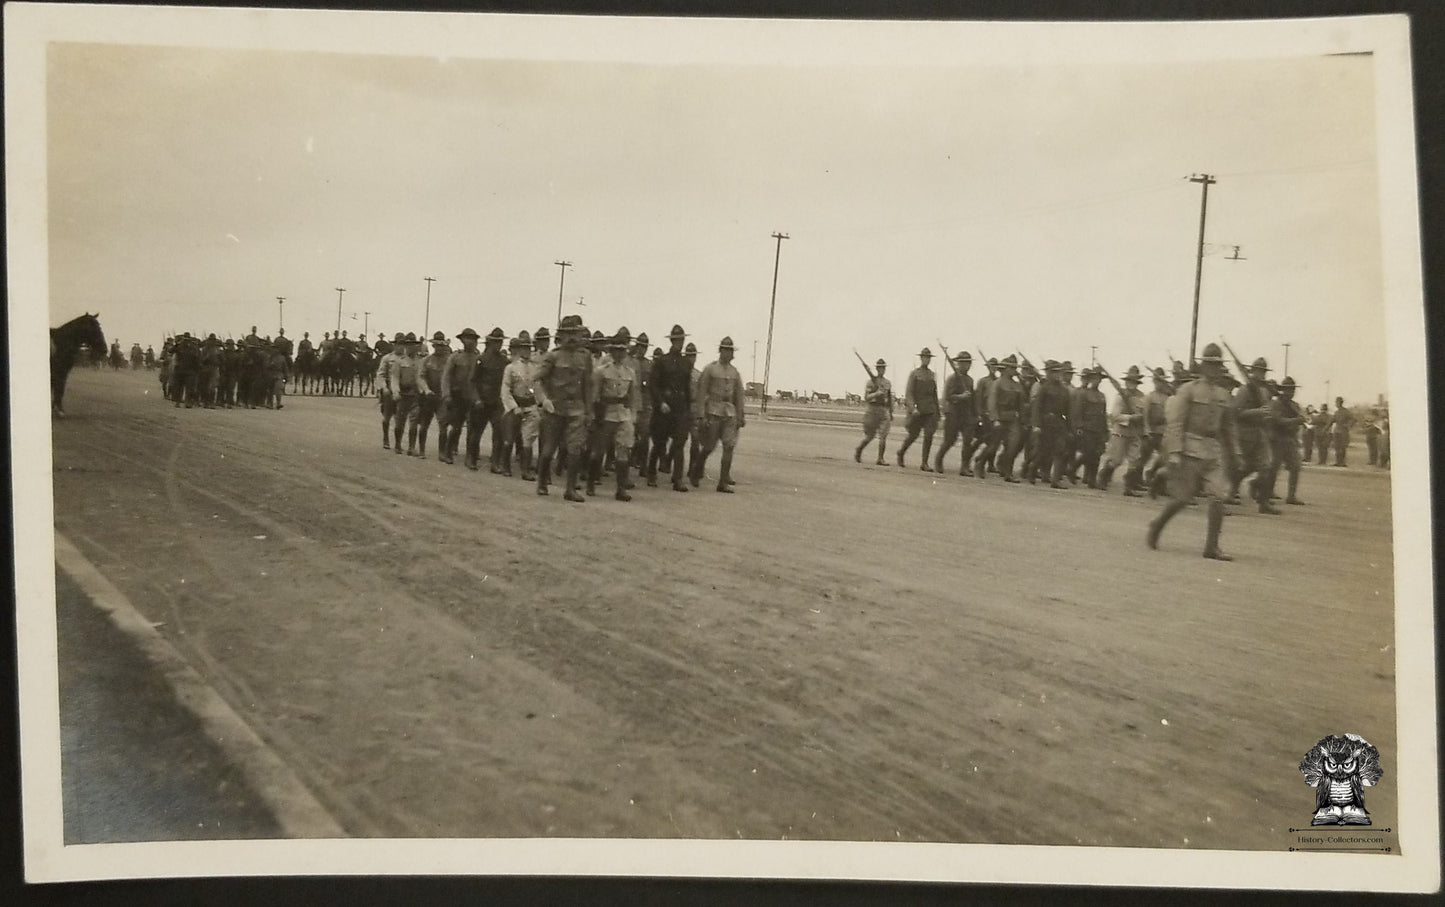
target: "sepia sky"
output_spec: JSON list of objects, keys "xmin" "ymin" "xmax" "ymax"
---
[{"xmin": 47, "ymin": 40, "xmax": 1388, "ymax": 404}]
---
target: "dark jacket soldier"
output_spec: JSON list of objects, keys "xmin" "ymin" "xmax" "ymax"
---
[
  {"xmin": 1229, "ymin": 357, "xmax": 1277, "ymax": 511},
  {"xmin": 977, "ymin": 355, "xmax": 1025, "ymax": 482},
  {"xmin": 896, "ymin": 348, "xmax": 940, "ymax": 470},
  {"xmin": 933, "ymin": 352, "xmax": 975, "ymax": 475},
  {"xmin": 647, "ymin": 324, "xmax": 694, "ymax": 491},
  {"xmin": 467, "ymin": 327, "xmax": 510, "ymax": 472},
  {"xmin": 1024, "ymin": 360, "xmax": 1072, "ymax": 488},
  {"xmin": 534, "ymin": 315, "xmax": 596, "ymax": 501},
  {"xmin": 1069, "ymin": 368, "xmax": 1109, "ymax": 487}
]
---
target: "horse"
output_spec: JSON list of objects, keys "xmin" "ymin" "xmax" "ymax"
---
[
  {"xmin": 354, "ymin": 345, "xmax": 376, "ymax": 396},
  {"xmin": 293, "ymin": 346, "xmax": 319, "ymax": 395},
  {"xmin": 50, "ymin": 312, "xmax": 106, "ymax": 417},
  {"xmin": 320, "ymin": 346, "xmax": 357, "ymax": 396}
]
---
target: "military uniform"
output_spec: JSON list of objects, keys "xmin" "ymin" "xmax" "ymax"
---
[
  {"xmin": 1140, "ymin": 370, "xmax": 1172, "ymax": 485},
  {"xmin": 1260, "ymin": 377, "xmax": 1306, "ymax": 505},
  {"xmin": 410, "ymin": 332, "xmax": 451, "ymax": 458},
  {"xmin": 895, "ymin": 350, "xmax": 940, "ymax": 470},
  {"xmin": 933, "ymin": 354, "xmax": 975, "ymax": 475},
  {"xmin": 1097, "ymin": 368, "xmax": 1146, "ymax": 495},
  {"xmin": 1229, "ymin": 359, "xmax": 1275, "ymax": 507},
  {"xmin": 438, "ymin": 329, "xmax": 482, "ymax": 465},
  {"xmin": 1069, "ymin": 369, "xmax": 1108, "ymax": 487},
  {"xmin": 535, "ymin": 316, "xmax": 596, "ymax": 501},
  {"xmin": 1146, "ymin": 344, "xmax": 1241, "ymax": 560},
  {"xmin": 690, "ymin": 338, "xmax": 746, "ymax": 492},
  {"xmin": 648, "ymin": 326, "xmax": 694, "ymax": 490},
  {"xmin": 855, "ymin": 361, "xmax": 894, "ymax": 465},
  {"xmin": 501, "ymin": 332, "xmax": 540, "ymax": 478},
  {"xmin": 198, "ymin": 336, "xmax": 222, "ymax": 408},
  {"xmin": 1330, "ymin": 403, "xmax": 1355, "ymax": 466},
  {"xmin": 266, "ymin": 343, "xmax": 289, "ymax": 409},
  {"xmin": 467, "ymin": 328, "xmax": 510, "ymax": 472},
  {"xmin": 589, "ymin": 329, "xmax": 642, "ymax": 500},
  {"xmin": 168, "ymin": 335, "xmax": 201, "ymax": 407},
  {"xmin": 976, "ymin": 356, "xmax": 1025, "ymax": 482},
  {"xmin": 388, "ymin": 335, "xmax": 426, "ymax": 453},
  {"xmin": 1023, "ymin": 362, "xmax": 1071, "ymax": 487},
  {"xmin": 1310, "ymin": 407, "xmax": 1332, "ymax": 465},
  {"xmin": 963, "ymin": 359, "xmax": 998, "ymax": 469},
  {"xmin": 375, "ymin": 336, "xmax": 403, "ymax": 448},
  {"xmin": 629, "ymin": 333, "xmax": 653, "ymax": 472}
]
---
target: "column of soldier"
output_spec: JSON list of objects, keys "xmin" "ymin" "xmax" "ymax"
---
[
  {"xmin": 370, "ymin": 315, "xmax": 747, "ymax": 503},
  {"xmin": 153, "ymin": 326, "xmax": 294, "ymax": 410},
  {"xmin": 856, "ymin": 342, "xmax": 1329, "ymax": 562}
]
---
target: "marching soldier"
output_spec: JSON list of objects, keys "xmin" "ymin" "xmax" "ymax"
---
[
  {"xmin": 963, "ymin": 357, "xmax": 998, "ymax": 471},
  {"xmin": 648, "ymin": 325, "xmax": 694, "ymax": 491},
  {"xmin": 534, "ymin": 315, "xmax": 595, "ymax": 502},
  {"xmin": 855, "ymin": 359, "xmax": 894, "ymax": 466},
  {"xmin": 933, "ymin": 352, "xmax": 975, "ymax": 475},
  {"xmin": 1302, "ymin": 405, "xmax": 1318, "ymax": 462},
  {"xmin": 1330, "ymin": 397, "xmax": 1354, "ymax": 466},
  {"xmin": 500, "ymin": 330, "xmax": 540, "ymax": 479},
  {"xmin": 1147, "ymin": 343, "xmax": 1241, "ymax": 561},
  {"xmin": 197, "ymin": 334, "xmax": 222, "ymax": 408},
  {"xmin": 409, "ymin": 331, "xmax": 451, "ymax": 458},
  {"xmin": 1141, "ymin": 367, "xmax": 1172, "ymax": 489},
  {"xmin": 1069, "ymin": 367, "xmax": 1109, "ymax": 488},
  {"xmin": 468, "ymin": 327, "xmax": 510, "ymax": 473},
  {"xmin": 439, "ymin": 327, "xmax": 482, "ymax": 465},
  {"xmin": 168, "ymin": 333, "xmax": 201, "ymax": 408},
  {"xmin": 1023, "ymin": 360, "xmax": 1071, "ymax": 488},
  {"xmin": 976, "ymin": 354, "xmax": 1025, "ymax": 482},
  {"xmin": 630, "ymin": 331, "xmax": 653, "ymax": 474},
  {"xmin": 1362, "ymin": 410, "xmax": 1382, "ymax": 465},
  {"xmin": 387, "ymin": 333, "xmax": 426, "ymax": 453},
  {"xmin": 1311, "ymin": 403, "xmax": 1332, "ymax": 465},
  {"xmin": 1228, "ymin": 356, "xmax": 1278, "ymax": 513},
  {"xmin": 375, "ymin": 334, "xmax": 403, "ymax": 448},
  {"xmin": 895, "ymin": 348, "xmax": 939, "ymax": 470},
  {"xmin": 690, "ymin": 337, "xmax": 746, "ymax": 492},
  {"xmin": 1097, "ymin": 366, "xmax": 1146, "ymax": 495},
  {"xmin": 266, "ymin": 338, "xmax": 289, "ymax": 409},
  {"xmin": 588, "ymin": 328, "xmax": 642, "ymax": 501},
  {"xmin": 1260, "ymin": 375, "xmax": 1306, "ymax": 505},
  {"xmin": 686, "ymin": 342, "xmax": 704, "ymax": 478}
]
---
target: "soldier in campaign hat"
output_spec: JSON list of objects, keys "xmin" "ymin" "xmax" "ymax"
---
[
  {"xmin": 587, "ymin": 327, "xmax": 642, "ymax": 500},
  {"xmin": 385, "ymin": 333, "xmax": 427, "ymax": 453},
  {"xmin": 933, "ymin": 351, "xmax": 976, "ymax": 475},
  {"xmin": 976, "ymin": 354, "xmax": 1025, "ymax": 481},
  {"xmin": 629, "ymin": 331, "xmax": 654, "ymax": 477},
  {"xmin": 534, "ymin": 315, "xmax": 595, "ymax": 501},
  {"xmin": 533, "ymin": 326, "xmax": 551, "ymax": 358},
  {"xmin": 1022, "ymin": 359, "xmax": 1071, "ymax": 487},
  {"xmin": 1147, "ymin": 342, "xmax": 1241, "ymax": 560},
  {"xmin": 962, "ymin": 356, "xmax": 999, "ymax": 471},
  {"xmin": 438, "ymin": 328, "xmax": 482, "ymax": 464},
  {"xmin": 374, "ymin": 333, "xmax": 405, "ymax": 448},
  {"xmin": 465, "ymin": 327, "xmax": 510, "ymax": 473},
  {"xmin": 1225, "ymin": 355, "xmax": 1278, "ymax": 511},
  {"xmin": 408, "ymin": 331, "xmax": 452, "ymax": 458},
  {"xmin": 1259, "ymin": 375, "xmax": 1307, "ymax": 505},
  {"xmin": 1140, "ymin": 365, "xmax": 1174, "ymax": 491},
  {"xmin": 648, "ymin": 324, "xmax": 694, "ymax": 490},
  {"xmin": 689, "ymin": 337, "xmax": 746, "ymax": 492},
  {"xmin": 1096, "ymin": 365, "xmax": 1147, "ymax": 495},
  {"xmin": 895, "ymin": 348, "xmax": 940, "ymax": 470},
  {"xmin": 855, "ymin": 357, "xmax": 894, "ymax": 466},
  {"xmin": 501, "ymin": 329, "xmax": 540, "ymax": 479}
]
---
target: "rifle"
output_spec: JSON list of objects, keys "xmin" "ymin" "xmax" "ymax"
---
[
  {"xmin": 977, "ymin": 348, "xmax": 992, "ymax": 370},
  {"xmin": 936, "ymin": 339, "xmax": 967, "ymax": 379},
  {"xmin": 1015, "ymin": 350, "xmax": 1041, "ymax": 378},
  {"xmin": 851, "ymin": 348, "xmax": 877, "ymax": 382},
  {"xmin": 853, "ymin": 348, "xmax": 891, "ymax": 409},
  {"xmin": 1218, "ymin": 337, "xmax": 1252, "ymax": 382},
  {"xmin": 1095, "ymin": 363, "xmax": 1136, "ymax": 411}
]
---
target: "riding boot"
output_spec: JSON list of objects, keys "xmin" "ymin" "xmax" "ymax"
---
[
  {"xmin": 855, "ymin": 442, "xmax": 865, "ymax": 464},
  {"xmin": 536, "ymin": 456, "xmax": 552, "ymax": 495},
  {"xmin": 1146, "ymin": 499, "xmax": 1188, "ymax": 550},
  {"xmin": 586, "ymin": 453, "xmax": 599, "ymax": 496},
  {"xmin": 1203, "ymin": 499, "xmax": 1234, "ymax": 560},
  {"xmin": 564, "ymin": 459, "xmax": 585, "ymax": 503},
  {"xmin": 407, "ymin": 424, "xmax": 418, "ymax": 456},
  {"xmin": 381, "ymin": 421, "xmax": 391, "ymax": 449},
  {"xmin": 1121, "ymin": 471, "xmax": 1141, "ymax": 497},
  {"xmin": 688, "ymin": 451, "xmax": 703, "ymax": 487},
  {"xmin": 521, "ymin": 448, "xmax": 536, "ymax": 482},
  {"xmin": 716, "ymin": 449, "xmax": 736, "ymax": 493},
  {"xmin": 919, "ymin": 436, "xmax": 934, "ymax": 472},
  {"xmin": 417, "ymin": 428, "xmax": 428, "ymax": 459},
  {"xmin": 1286, "ymin": 470, "xmax": 1305, "ymax": 505},
  {"xmin": 876, "ymin": 440, "xmax": 887, "ymax": 466},
  {"xmin": 1096, "ymin": 463, "xmax": 1115, "ymax": 492},
  {"xmin": 616, "ymin": 462, "xmax": 633, "ymax": 501},
  {"xmin": 934, "ymin": 450, "xmax": 946, "ymax": 474}
]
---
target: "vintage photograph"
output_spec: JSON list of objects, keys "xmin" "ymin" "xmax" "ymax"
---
[{"xmin": 7, "ymin": 3, "xmax": 1437, "ymax": 892}]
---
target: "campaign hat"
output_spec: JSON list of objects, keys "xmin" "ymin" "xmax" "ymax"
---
[
  {"xmin": 486, "ymin": 327, "xmax": 506, "ymax": 343},
  {"xmin": 1249, "ymin": 356, "xmax": 1270, "ymax": 372},
  {"xmin": 999, "ymin": 354, "xmax": 1018, "ymax": 368},
  {"xmin": 1198, "ymin": 343, "xmax": 1225, "ymax": 363},
  {"xmin": 430, "ymin": 331, "xmax": 449, "ymax": 344},
  {"xmin": 1043, "ymin": 359, "xmax": 1060, "ymax": 373},
  {"xmin": 684, "ymin": 342, "xmax": 698, "ymax": 355},
  {"xmin": 457, "ymin": 327, "xmax": 481, "ymax": 340},
  {"xmin": 719, "ymin": 336, "xmax": 737, "ymax": 351},
  {"xmin": 918, "ymin": 347, "xmax": 933, "ymax": 358},
  {"xmin": 954, "ymin": 351, "xmax": 972, "ymax": 362},
  {"xmin": 635, "ymin": 331, "xmax": 649, "ymax": 345},
  {"xmin": 1123, "ymin": 365, "xmax": 1143, "ymax": 383},
  {"xmin": 393, "ymin": 332, "xmax": 406, "ymax": 343},
  {"xmin": 611, "ymin": 327, "xmax": 632, "ymax": 348},
  {"xmin": 875, "ymin": 358, "xmax": 887, "ymax": 368},
  {"xmin": 1280, "ymin": 375, "xmax": 1298, "ymax": 389},
  {"xmin": 668, "ymin": 324, "xmax": 687, "ymax": 339},
  {"xmin": 535, "ymin": 326, "xmax": 552, "ymax": 341}
]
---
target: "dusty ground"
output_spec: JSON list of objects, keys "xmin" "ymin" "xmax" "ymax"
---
[{"xmin": 49, "ymin": 368, "xmax": 1399, "ymax": 850}]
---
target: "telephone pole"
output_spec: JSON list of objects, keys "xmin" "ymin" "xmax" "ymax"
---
[
  {"xmin": 554, "ymin": 260, "xmax": 572, "ymax": 331},
  {"xmin": 761, "ymin": 232, "xmax": 788, "ymax": 413},
  {"xmin": 1090, "ymin": 345, "xmax": 1098, "ymax": 367},
  {"xmin": 752, "ymin": 339, "xmax": 758, "ymax": 384},
  {"xmin": 363, "ymin": 311, "xmax": 370, "ymax": 337},
  {"xmin": 1187, "ymin": 173, "xmax": 1216, "ymax": 367},
  {"xmin": 423, "ymin": 276, "xmax": 436, "ymax": 338},
  {"xmin": 277, "ymin": 296, "xmax": 285, "ymax": 332},
  {"xmin": 1282, "ymin": 342, "xmax": 1290, "ymax": 376},
  {"xmin": 335, "ymin": 287, "xmax": 346, "ymax": 333}
]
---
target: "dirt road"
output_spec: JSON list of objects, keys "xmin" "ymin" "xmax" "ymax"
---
[{"xmin": 50, "ymin": 368, "xmax": 1399, "ymax": 849}]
